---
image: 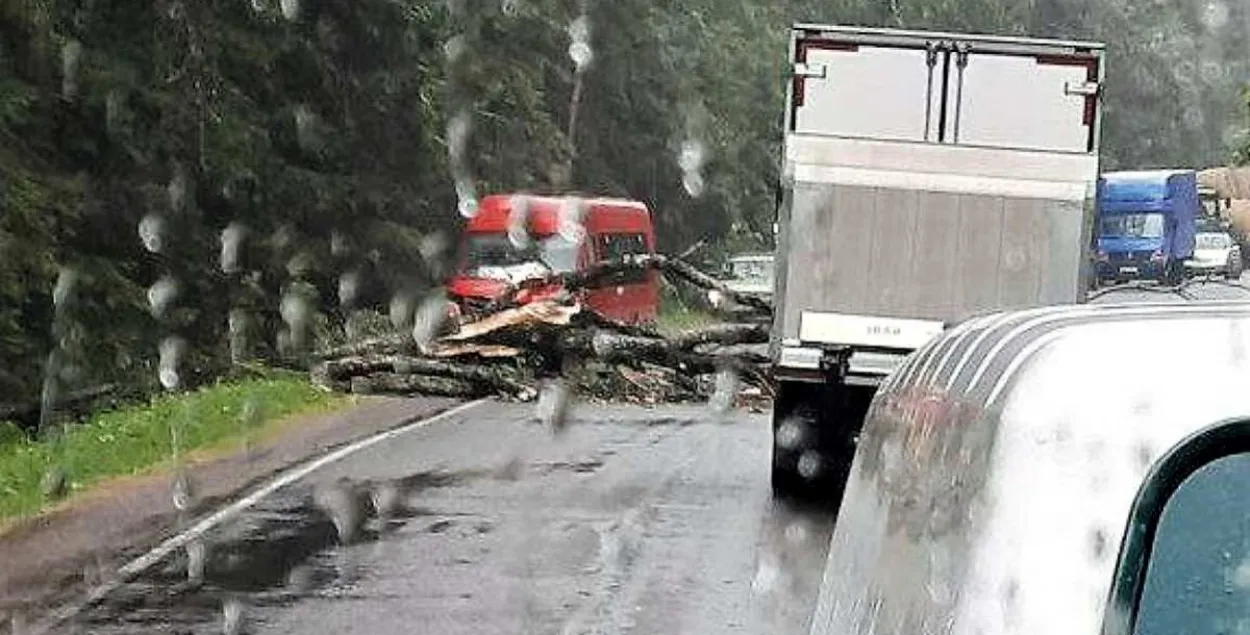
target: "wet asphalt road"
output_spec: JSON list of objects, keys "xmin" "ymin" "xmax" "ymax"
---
[
  {"xmin": 59, "ymin": 275, "xmax": 1250, "ymax": 635},
  {"xmin": 74, "ymin": 401, "xmax": 837, "ymax": 635},
  {"xmin": 1088, "ymin": 272, "xmax": 1250, "ymax": 303}
]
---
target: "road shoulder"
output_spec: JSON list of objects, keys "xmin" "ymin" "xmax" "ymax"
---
[{"xmin": 0, "ymin": 395, "xmax": 460, "ymax": 618}]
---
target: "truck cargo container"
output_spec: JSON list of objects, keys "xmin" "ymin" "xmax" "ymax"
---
[{"xmin": 771, "ymin": 24, "xmax": 1105, "ymax": 496}]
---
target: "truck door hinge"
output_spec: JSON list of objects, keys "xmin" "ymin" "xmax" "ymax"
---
[
  {"xmin": 1064, "ymin": 81, "xmax": 1100, "ymax": 96},
  {"xmin": 793, "ymin": 62, "xmax": 826, "ymax": 79},
  {"xmin": 953, "ymin": 42, "xmax": 970, "ymax": 68}
]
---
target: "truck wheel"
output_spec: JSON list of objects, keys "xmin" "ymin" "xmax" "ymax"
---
[
  {"xmin": 770, "ymin": 380, "xmax": 874, "ymax": 504},
  {"xmin": 1165, "ymin": 261, "xmax": 1184, "ymax": 286},
  {"xmin": 770, "ymin": 383, "xmax": 811, "ymax": 499}
]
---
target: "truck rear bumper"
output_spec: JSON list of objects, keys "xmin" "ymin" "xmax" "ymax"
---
[
  {"xmin": 1096, "ymin": 260, "xmax": 1165, "ymax": 280},
  {"xmin": 774, "ymin": 311, "xmax": 944, "ymax": 385},
  {"xmin": 775, "ymin": 349, "xmax": 909, "ymax": 387}
]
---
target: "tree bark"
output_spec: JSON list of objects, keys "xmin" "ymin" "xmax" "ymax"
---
[
  {"xmin": 349, "ymin": 373, "xmax": 485, "ymax": 399},
  {"xmin": 315, "ymin": 355, "xmax": 534, "ymax": 399}
]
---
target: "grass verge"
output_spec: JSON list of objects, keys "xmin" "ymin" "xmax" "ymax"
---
[
  {"xmin": 657, "ymin": 285, "xmax": 720, "ymax": 336},
  {"xmin": 0, "ymin": 373, "xmax": 348, "ymax": 522}
]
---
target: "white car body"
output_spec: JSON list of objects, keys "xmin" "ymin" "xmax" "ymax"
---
[
  {"xmin": 1185, "ymin": 231, "xmax": 1240, "ymax": 277},
  {"xmin": 723, "ymin": 253, "xmax": 775, "ymax": 301}
]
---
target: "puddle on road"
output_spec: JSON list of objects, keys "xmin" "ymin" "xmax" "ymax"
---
[{"xmin": 73, "ymin": 469, "xmax": 482, "ymax": 634}]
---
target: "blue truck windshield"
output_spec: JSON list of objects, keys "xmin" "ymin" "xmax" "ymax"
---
[{"xmin": 1100, "ymin": 213, "xmax": 1165, "ymax": 239}]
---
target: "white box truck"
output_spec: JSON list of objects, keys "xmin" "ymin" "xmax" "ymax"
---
[{"xmin": 771, "ymin": 24, "xmax": 1105, "ymax": 496}]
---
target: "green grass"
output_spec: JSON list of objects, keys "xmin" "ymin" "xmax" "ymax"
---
[
  {"xmin": 657, "ymin": 305, "xmax": 719, "ymax": 335},
  {"xmin": 0, "ymin": 374, "xmax": 347, "ymax": 521},
  {"xmin": 656, "ymin": 285, "xmax": 720, "ymax": 336}
]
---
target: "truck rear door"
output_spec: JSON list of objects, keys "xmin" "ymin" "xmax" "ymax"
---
[{"xmin": 790, "ymin": 26, "xmax": 1102, "ymax": 153}]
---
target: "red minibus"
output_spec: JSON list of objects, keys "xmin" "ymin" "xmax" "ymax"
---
[{"xmin": 446, "ymin": 193, "xmax": 660, "ymax": 325}]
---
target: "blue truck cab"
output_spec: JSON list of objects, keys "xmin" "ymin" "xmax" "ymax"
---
[{"xmin": 1094, "ymin": 169, "xmax": 1198, "ymax": 285}]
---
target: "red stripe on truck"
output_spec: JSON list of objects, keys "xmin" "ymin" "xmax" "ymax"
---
[
  {"xmin": 1034, "ymin": 52, "xmax": 1100, "ymax": 139},
  {"xmin": 792, "ymin": 39, "xmax": 859, "ymax": 109}
]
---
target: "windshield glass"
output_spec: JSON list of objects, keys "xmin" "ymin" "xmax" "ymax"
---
[
  {"xmin": 1196, "ymin": 216, "xmax": 1225, "ymax": 233},
  {"xmin": 1196, "ymin": 233, "xmax": 1231, "ymax": 249},
  {"xmin": 462, "ymin": 232, "xmax": 579, "ymax": 276},
  {"xmin": 1101, "ymin": 213, "xmax": 1166, "ymax": 239}
]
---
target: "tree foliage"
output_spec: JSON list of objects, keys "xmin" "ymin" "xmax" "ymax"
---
[{"xmin": 1, "ymin": 0, "xmax": 1249, "ymax": 405}]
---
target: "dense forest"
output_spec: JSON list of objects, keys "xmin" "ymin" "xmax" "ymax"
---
[{"xmin": 2, "ymin": 0, "xmax": 1250, "ymax": 415}]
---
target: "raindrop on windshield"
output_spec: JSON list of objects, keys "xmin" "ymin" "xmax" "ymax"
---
[
  {"xmin": 9, "ymin": 610, "xmax": 27, "ymax": 635},
  {"xmin": 683, "ymin": 172, "xmax": 706, "ymax": 198},
  {"xmin": 557, "ymin": 196, "xmax": 586, "ymax": 245},
  {"xmin": 52, "ymin": 267, "xmax": 78, "ymax": 311},
  {"xmin": 285, "ymin": 250, "xmax": 314, "ymax": 278},
  {"xmin": 751, "ymin": 556, "xmax": 780, "ymax": 594},
  {"xmin": 167, "ymin": 165, "xmax": 187, "ymax": 214},
  {"xmin": 221, "ymin": 597, "xmax": 246, "ymax": 635},
  {"xmin": 418, "ymin": 231, "xmax": 448, "ymax": 266},
  {"xmin": 567, "ymin": 15, "xmax": 594, "ymax": 71},
  {"xmin": 220, "ymin": 222, "xmax": 247, "ymax": 273},
  {"xmin": 171, "ymin": 470, "xmax": 195, "ymax": 511},
  {"xmin": 279, "ymin": 0, "xmax": 300, "ymax": 21},
  {"xmin": 1202, "ymin": 0, "xmax": 1229, "ymax": 30},
  {"xmin": 147, "ymin": 275, "xmax": 180, "ymax": 319},
  {"xmin": 411, "ymin": 290, "xmax": 449, "ymax": 351},
  {"xmin": 508, "ymin": 194, "xmax": 532, "ymax": 248},
  {"xmin": 41, "ymin": 465, "xmax": 69, "ymax": 501},
  {"xmin": 536, "ymin": 378, "xmax": 572, "ymax": 433},
  {"xmin": 797, "ymin": 450, "xmax": 822, "ymax": 480},
  {"xmin": 228, "ymin": 309, "xmax": 251, "ymax": 364},
  {"xmin": 708, "ymin": 368, "xmax": 740, "ymax": 415},
  {"xmin": 338, "ymin": 270, "xmax": 361, "ymax": 308},
  {"xmin": 446, "ymin": 111, "xmax": 472, "ymax": 166},
  {"xmin": 444, "ymin": 34, "xmax": 467, "ymax": 64},
  {"xmin": 784, "ymin": 521, "xmax": 809, "ymax": 544},
  {"xmin": 330, "ymin": 230, "xmax": 350, "ymax": 257},
  {"xmin": 61, "ymin": 40, "xmax": 82, "ymax": 99},
  {"xmin": 240, "ymin": 394, "xmax": 263, "ymax": 429},
  {"xmin": 138, "ymin": 213, "xmax": 166, "ymax": 253},
  {"xmin": 389, "ymin": 291, "xmax": 417, "ymax": 331},
  {"xmin": 271, "ymin": 223, "xmax": 296, "ymax": 251},
  {"xmin": 293, "ymin": 103, "xmax": 322, "ymax": 152},
  {"xmin": 158, "ymin": 336, "xmax": 186, "ymax": 390},
  {"xmin": 679, "ymin": 138, "xmax": 707, "ymax": 198},
  {"xmin": 775, "ymin": 418, "xmax": 803, "ymax": 450},
  {"xmin": 279, "ymin": 287, "xmax": 314, "ymax": 351},
  {"xmin": 313, "ymin": 477, "xmax": 368, "ymax": 545},
  {"xmin": 370, "ymin": 480, "xmax": 403, "ymax": 524},
  {"xmin": 456, "ymin": 178, "xmax": 479, "ymax": 219},
  {"xmin": 186, "ymin": 537, "xmax": 207, "ymax": 584}
]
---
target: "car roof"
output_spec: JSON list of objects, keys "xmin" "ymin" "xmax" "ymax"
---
[{"xmin": 817, "ymin": 301, "xmax": 1250, "ymax": 635}]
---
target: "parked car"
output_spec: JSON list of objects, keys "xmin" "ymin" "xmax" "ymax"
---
[
  {"xmin": 1185, "ymin": 230, "xmax": 1243, "ymax": 279},
  {"xmin": 721, "ymin": 253, "xmax": 774, "ymax": 301}
]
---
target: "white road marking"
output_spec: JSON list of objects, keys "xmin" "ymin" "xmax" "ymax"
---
[{"xmin": 29, "ymin": 398, "xmax": 490, "ymax": 635}]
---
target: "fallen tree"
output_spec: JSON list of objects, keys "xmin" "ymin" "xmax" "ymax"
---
[
  {"xmin": 312, "ymin": 302, "xmax": 771, "ymax": 405},
  {"xmin": 312, "ymin": 252, "xmax": 775, "ymax": 407}
]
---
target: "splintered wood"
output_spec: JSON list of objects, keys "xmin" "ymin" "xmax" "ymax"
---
[
  {"xmin": 312, "ymin": 254, "xmax": 774, "ymax": 406},
  {"xmin": 312, "ymin": 304, "xmax": 771, "ymax": 405}
]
